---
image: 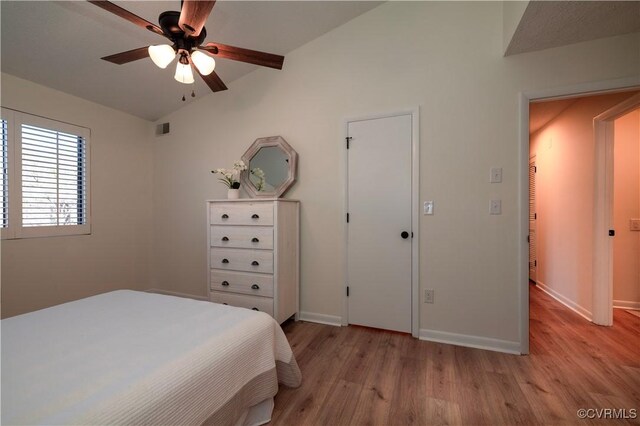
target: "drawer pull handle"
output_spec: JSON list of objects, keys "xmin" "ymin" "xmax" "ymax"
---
[
  {"xmin": 221, "ymin": 281, "xmax": 230, "ymax": 286},
  {"xmin": 221, "ymin": 214, "xmax": 229, "ymax": 219},
  {"xmin": 222, "ymin": 258, "xmax": 229, "ymax": 264},
  {"xmin": 252, "ymin": 307, "xmax": 259, "ymax": 311},
  {"xmin": 251, "ymin": 237, "xmax": 260, "ymax": 243},
  {"xmin": 251, "ymin": 284, "xmax": 260, "ymax": 290},
  {"xmin": 223, "ymin": 303, "xmax": 228, "ymax": 305},
  {"xmin": 222, "ymin": 236, "xmax": 229, "ymax": 241},
  {"xmin": 251, "ymin": 214, "xmax": 260, "ymax": 219},
  {"xmin": 251, "ymin": 261, "xmax": 260, "ymax": 266}
]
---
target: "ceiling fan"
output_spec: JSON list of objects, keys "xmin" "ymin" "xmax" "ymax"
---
[{"xmin": 88, "ymin": 0, "xmax": 284, "ymax": 96}]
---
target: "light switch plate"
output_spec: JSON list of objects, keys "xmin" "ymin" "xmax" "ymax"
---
[
  {"xmin": 424, "ymin": 201, "xmax": 434, "ymax": 215},
  {"xmin": 490, "ymin": 167, "xmax": 502, "ymax": 183},
  {"xmin": 424, "ymin": 289, "xmax": 434, "ymax": 304},
  {"xmin": 631, "ymin": 219, "xmax": 640, "ymax": 231},
  {"xmin": 490, "ymin": 200, "xmax": 502, "ymax": 215}
]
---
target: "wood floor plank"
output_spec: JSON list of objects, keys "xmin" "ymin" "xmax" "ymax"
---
[
  {"xmin": 350, "ymin": 332, "xmax": 402, "ymax": 426},
  {"xmin": 271, "ymin": 285, "xmax": 640, "ymax": 425},
  {"xmin": 338, "ymin": 326, "xmax": 383, "ymax": 385},
  {"xmin": 387, "ymin": 353, "xmax": 428, "ymax": 425}
]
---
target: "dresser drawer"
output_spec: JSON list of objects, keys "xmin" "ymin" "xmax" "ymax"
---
[
  {"xmin": 210, "ymin": 202, "xmax": 274, "ymax": 226},
  {"xmin": 210, "ymin": 226, "xmax": 274, "ymax": 250},
  {"xmin": 210, "ymin": 248, "xmax": 274, "ymax": 274},
  {"xmin": 210, "ymin": 270, "xmax": 274, "ymax": 297},
  {"xmin": 209, "ymin": 291, "xmax": 274, "ymax": 316}
]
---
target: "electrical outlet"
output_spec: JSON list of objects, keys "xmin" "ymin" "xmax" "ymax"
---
[
  {"xmin": 424, "ymin": 289, "xmax": 435, "ymax": 304},
  {"xmin": 631, "ymin": 219, "xmax": 640, "ymax": 231}
]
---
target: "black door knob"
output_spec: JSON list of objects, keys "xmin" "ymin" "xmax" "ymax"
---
[{"xmin": 401, "ymin": 231, "xmax": 409, "ymax": 239}]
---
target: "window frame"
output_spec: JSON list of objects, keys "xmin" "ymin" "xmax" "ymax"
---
[{"xmin": 1, "ymin": 107, "xmax": 91, "ymax": 239}]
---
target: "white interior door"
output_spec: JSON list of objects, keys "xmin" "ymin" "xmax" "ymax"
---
[
  {"xmin": 529, "ymin": 158, "xmax": 537, "ymax": 282},
  {"xmin": 347, "ymin": 114, "xmax": 412, "ymax": 333}
]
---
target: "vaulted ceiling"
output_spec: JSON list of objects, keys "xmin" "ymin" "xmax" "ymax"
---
[
  {"xmin": 1, "ymin": 1, "xmax": 382, "ymax": 121},
  {"xmin": 2, "ymin": 1, "xmax": 638, "ymax": 121}
]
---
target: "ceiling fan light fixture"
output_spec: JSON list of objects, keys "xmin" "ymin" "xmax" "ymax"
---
[
  {"xmin": 174, "ymin": 62, "xmax": 195, "ymax": 84},
  {"xmin": 148, "ymin": 44, "xmax": 176, "ymax": 69},
  {"xmin": 191, "ymin": 50, "xmax": 216, "ymax": 76}
]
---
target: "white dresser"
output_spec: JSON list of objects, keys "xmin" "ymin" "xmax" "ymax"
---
[{"xmin": 207, "ymin": 199, "xmax": 300, "ymax": 323}]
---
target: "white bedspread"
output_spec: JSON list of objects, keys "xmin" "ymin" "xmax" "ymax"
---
[{"xmin": 1, "ymin": 290, "xmax": 300, "ymax": 425}]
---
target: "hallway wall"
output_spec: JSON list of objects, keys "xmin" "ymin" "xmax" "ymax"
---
[
  {"xmin": 613, "ymin": 108, "xmax": 640, "ymax": 308},
  {"xmin": 529, "ymin": 92, "xmax": 638, "ymax": 318}
]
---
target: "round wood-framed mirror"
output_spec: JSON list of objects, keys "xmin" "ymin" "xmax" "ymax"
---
[{"xmin": 240, "ymin": 136, "xmax": 298, "ymax": 198}]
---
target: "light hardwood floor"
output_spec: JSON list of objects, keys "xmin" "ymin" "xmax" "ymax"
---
[{"xmin": 271, "ymin": 285, "xmax": 640, "ymax": 425}]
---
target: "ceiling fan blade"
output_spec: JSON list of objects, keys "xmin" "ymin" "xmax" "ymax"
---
[
  {"xmin": 199, "ymin": 42, "xmax": 284, "ymax": 70},
  {"xmin": 88, "ymin": 1, "xmax": 165, "ymax": 37},
  {"xmin": 179, "ymin": 0, "xmax": 216, "ymax": 37},
  {"xmin": 101, "ymin": 46, "xmax": 150, "ymax": 65},
  {"xmin": 197, "ymin": 69, "xmax": 228, "ymax": 92}
]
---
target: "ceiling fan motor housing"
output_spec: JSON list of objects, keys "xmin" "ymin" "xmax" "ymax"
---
[{"xmin": 158, "ymin": 11, "xmax": 206, "ymax": 53}]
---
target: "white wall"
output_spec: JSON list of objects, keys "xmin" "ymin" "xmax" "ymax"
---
[
  {"xmin": 150, "ymin": 2, "xmax": 639, "ymax": 345},
  {"xmin": 613, "ymin": 109, "xmax": 640, "ymax": 307},
  {"xmin": 0, "ymin": 73, "xmax": 154, "ymax": 318},
  {"xmin": 529, "ymin": 93, "xmax": 637, "ymax": 317}
]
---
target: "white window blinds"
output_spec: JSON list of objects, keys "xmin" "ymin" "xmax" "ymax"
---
[
  {"xmin": 1, "ymin": 108, "xmax": 90, "ymax": 239},
  {"xmin": 1, "ymin": 119, "xmax": 8, "ymax": 228},
  {"xmin": 21, "ymin": 124, "xmax": 87, "ymax": 227}
]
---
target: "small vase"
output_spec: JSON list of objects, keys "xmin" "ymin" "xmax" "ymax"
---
[{"xmin": 227, "ymin": 188, "xmax": 240, "ymax": 199}]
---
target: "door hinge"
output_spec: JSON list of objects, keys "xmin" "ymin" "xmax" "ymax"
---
[
  {"xmin": 535, "ymin": 166, "xmax": 537, "ymax": 173},
  {"xmin": 609, "ymin": 229, "xmax": 615, "ymax": 237},
  {"xmin": 346, "ymin": 136, "xmax": 352, "ymax": 149},
  {"xmin": 346, "ymin": 213, "xmax": 350, "ymax": 223},
  {"xmin": 535, "ymin": 260, "xmax": 537, "ymax": 267},
  {"xmin": 534, "ymin": 213, "xmax": 537, "ymax": 220},
  {"xmin": 346, "ymin": 286, "xmax": 350, "ymax": 297},
  {"xmin": 527, "ymin": 235, "xmax": 530, "ymax": 243}
]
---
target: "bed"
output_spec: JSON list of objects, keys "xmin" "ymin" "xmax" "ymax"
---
[{"xmin": 1, "ymin": 290, "xmax": 301, "ymax": 425}]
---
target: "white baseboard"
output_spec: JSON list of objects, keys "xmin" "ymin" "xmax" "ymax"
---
[
  {"xmin": 613, "ymin": 300, "xmax": 640, "ymax": 310},
  {"xmin": 535, "ymin": 280, "xmax": 592, "ymax": 321},
  {"xmin": 146, "ymin": 288, "xmax": 208, "ymax": 301},
  {"xmin": 419, "ymin": 329, "xmax": 521, "ymax": 355},
  {"xmin": 298, "ymin": 311, "xmax": 342, "ymax": 327}
]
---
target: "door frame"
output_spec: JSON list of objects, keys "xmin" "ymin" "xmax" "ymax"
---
[
  {"xmin": 592, "ymin": 93, "xmax": 640, "ymax": 326},
  {"xmin": 342, "ymin": 108, "xmax": 420, "ymax": 337},
  {"xmin": 518, "ymin": 76, "xmax": 640, "ymax": 354}
]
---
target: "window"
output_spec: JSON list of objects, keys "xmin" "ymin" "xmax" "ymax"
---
[
  {"xmin": 1, "ymin": 108, "xmax": 90, "ymax": 238},
  {"xmin": 1, "ymin": 118, "xmax": 8, "ymax": 229}
]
